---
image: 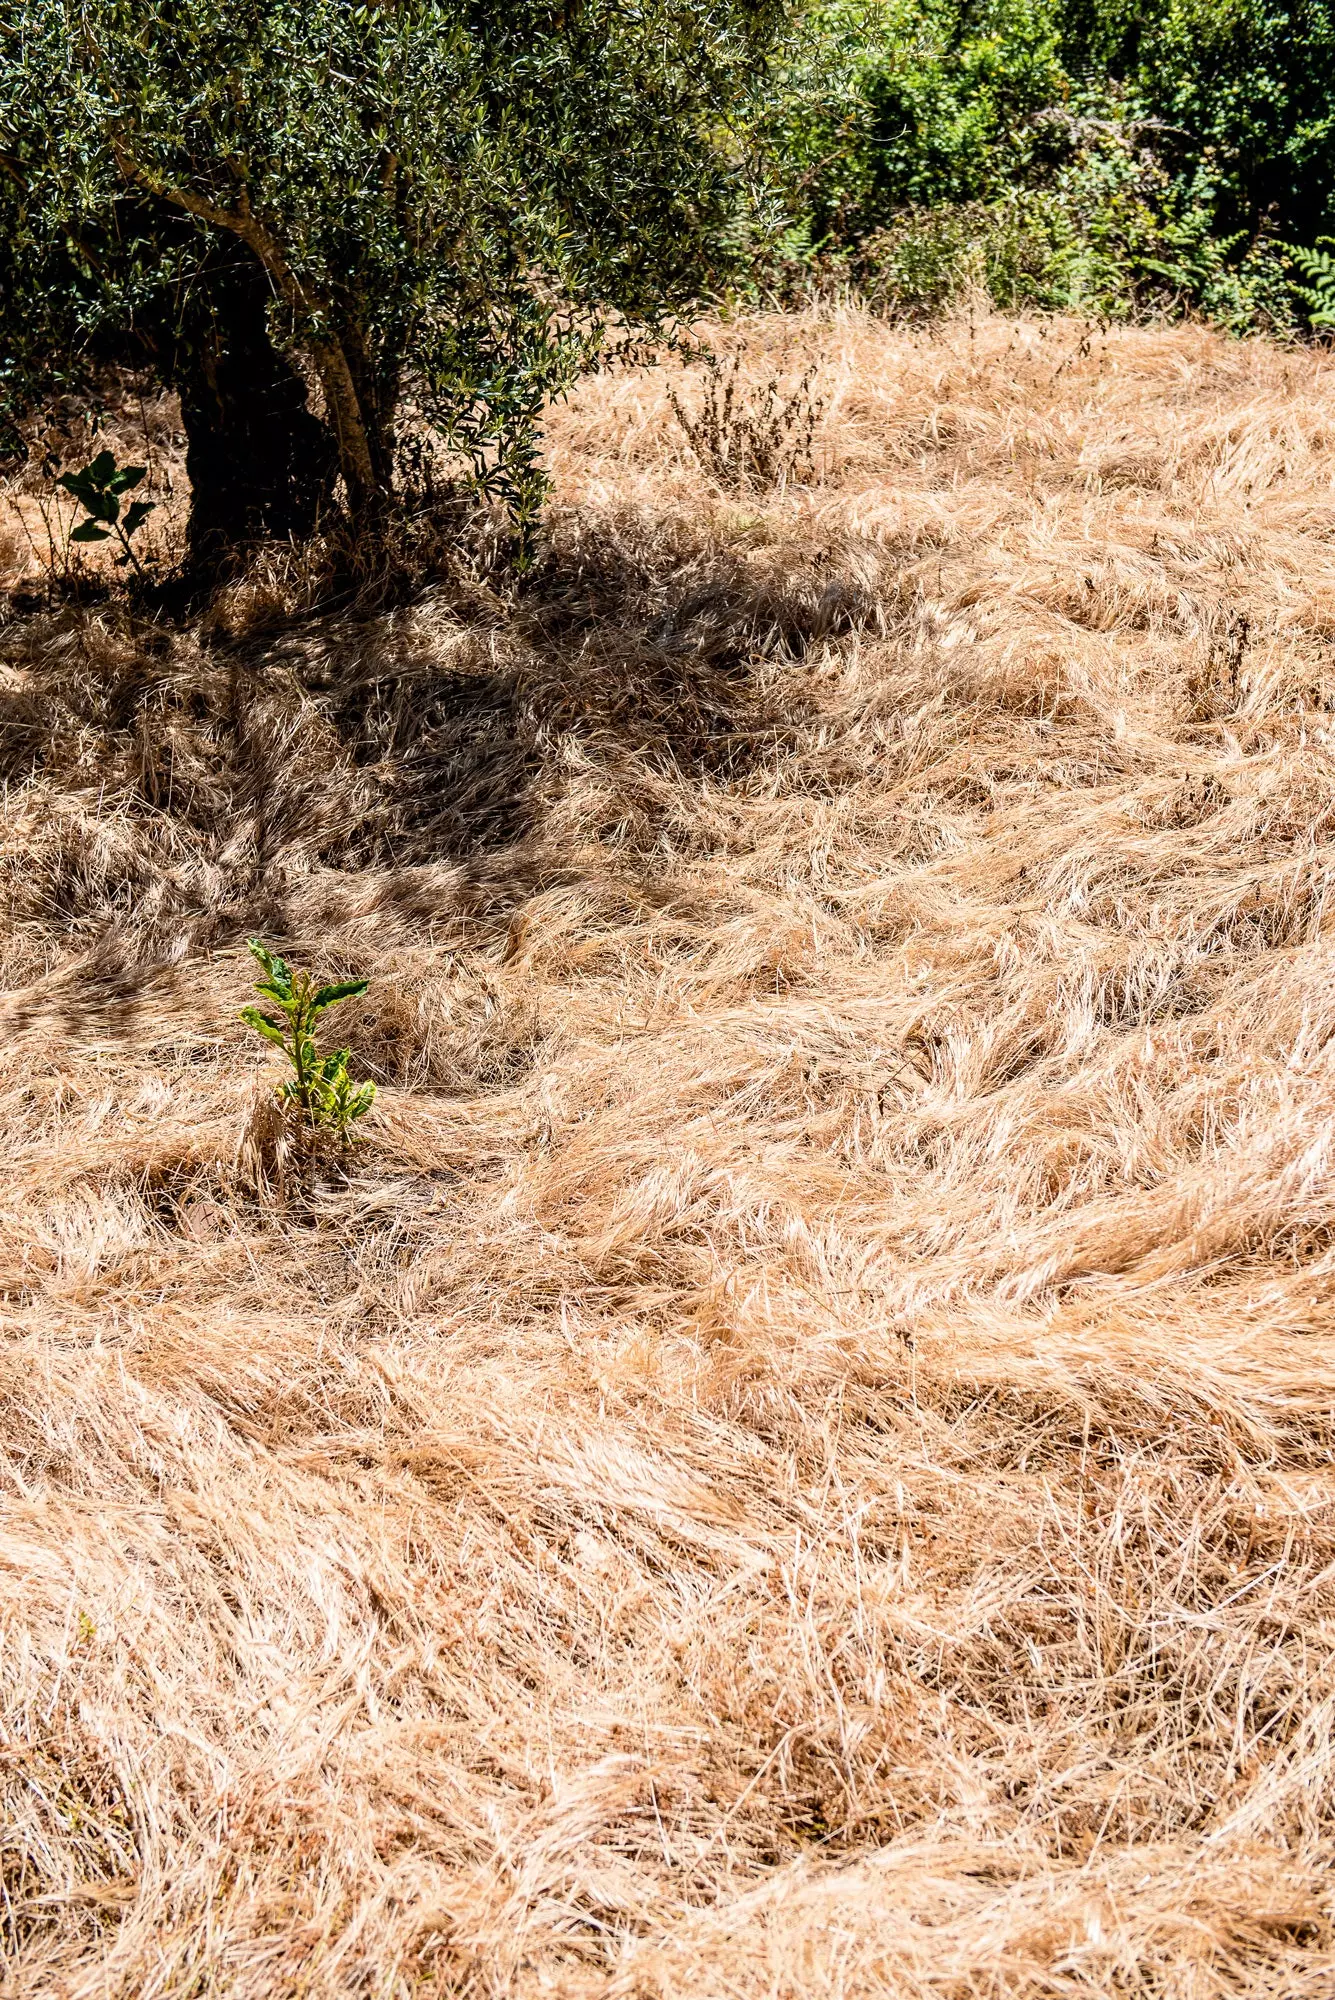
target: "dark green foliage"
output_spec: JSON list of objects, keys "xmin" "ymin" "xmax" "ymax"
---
[
  {"xmin": 1067, "ymin": 0, "xmax": 1335, "ymax": 245},
  {"xmin": 773, "ymin": 0, "xmax": 1067, "ymax": 240},
  {"xmin": 57, "ymin": 452, "xmax": 157, "ymax": 575},
  {"xmin": 763, "ymin": 0, "xmax": 1335, "ymax": 328},
  {"xmin": 0, "ymin": 0, "xmax": 778, "ymax": 555}
]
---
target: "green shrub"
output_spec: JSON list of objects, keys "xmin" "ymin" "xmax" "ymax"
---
[
  {"xmin": 756, "ymin": 0, "xmax": 1324, "ymax": 329},
  {"xmin": 768, "ymin": 0, "xmax": 1068, "ymax": 244},
  {"xmin": 1070, "ymin": 0, "xmax": 1335, "ymax": 249}
]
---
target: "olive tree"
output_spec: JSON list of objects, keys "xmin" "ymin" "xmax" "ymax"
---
[{"xmin": 0, "ymin": 0, "xmax": 778, "ymax": 567}]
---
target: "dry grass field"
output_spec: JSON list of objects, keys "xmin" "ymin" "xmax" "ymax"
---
[{"xmin": 4, "ymin": 308, "xmax": 1335, "ymax": 1998}]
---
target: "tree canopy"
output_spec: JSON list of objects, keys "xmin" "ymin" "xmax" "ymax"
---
[{"xmin": 0, "ymin": 0, "xmax": 780, "ymax": 558}]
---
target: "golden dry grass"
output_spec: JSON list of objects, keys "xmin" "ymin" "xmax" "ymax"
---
[
  {"xmin": 4, "ymin": 308, "xmax": 1335, "ymax": 1997},
  {"xmin": 0, "ymin": 380, "xmax": 186, "ymax": 597}
]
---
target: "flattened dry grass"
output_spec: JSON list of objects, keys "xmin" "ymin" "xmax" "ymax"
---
[{"xmin": 4, "ymin": 309, "xmax": 1335, "ymax": 1996}]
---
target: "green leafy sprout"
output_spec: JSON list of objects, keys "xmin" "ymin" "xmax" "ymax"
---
[
  {"xmin": 57, "ymin": 450, "xmax": 157, "ymax": 575},
  {"xmin": 240, "ymin": 939, "xmax": 375, "ymax": 1145}
]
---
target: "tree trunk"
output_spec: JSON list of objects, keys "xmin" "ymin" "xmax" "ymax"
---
[
  {"xmin": 311, "ymin": 324, "xmax": 401, "ymax": 531},
  {"xmin": 111, "ymin": 169, "xmax": 393, "ymax": 552},
  {"xmin": 171, "ymin": 254, "xmax": 338, "ymax": 574}
]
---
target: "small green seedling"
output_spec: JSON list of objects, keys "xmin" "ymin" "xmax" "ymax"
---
[
  {"xmin": 240, "ymin": 939, "xmax": 375, "ymax": 1145},
  {"xmin": 58, "ymin": 450, "xmax": 157, "ymax": 576}
]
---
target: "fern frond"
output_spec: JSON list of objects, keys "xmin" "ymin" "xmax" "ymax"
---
[{"xmin": 1283, "ymin": 242, "xmax": 1335, "ymax": 326}]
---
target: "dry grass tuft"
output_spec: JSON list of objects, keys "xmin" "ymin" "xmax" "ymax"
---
[{"xmin": 5, "ymin": 308, "xmax": 1335, "ymax": 1996}]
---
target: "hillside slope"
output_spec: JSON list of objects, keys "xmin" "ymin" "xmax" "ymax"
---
[{"xmin": 3, "ymin": 311, "xmax": 1335, "ymax": 1997}]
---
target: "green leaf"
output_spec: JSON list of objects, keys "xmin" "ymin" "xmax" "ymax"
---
[
  {"xmin": 122, "ymin": 499, "xmax": 156, "ymax": 535},
  {"xmin": 69, "ymin": 520, "xmax": 111, "ymax": 542},
  {"xmin": 71, "ymin": 490, "xmax": 120, "ymax": 523},
  {"xmin": 311, "ymin": 979, "xmax": 370, "ymax": 1011},
  {"xmin": 341, "ymin": 1080, "xmax": 377, "ymax": 1128},
  {"xmin": 239, "ymin": 1006, "xmax": 288, "ymax": 1047},
  {"xmin": 107, "ymin": 465, "xmax": 147, "ymax": 494},
  {"xmin": 247, "ymin": 939, "xmax": 293, "ymax": 995},
  {"xmin": 83, "ymin": 449, "xmax": 117, "ymax": 486}
]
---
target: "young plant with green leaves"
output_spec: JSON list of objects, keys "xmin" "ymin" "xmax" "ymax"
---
[
  {"xmin": 241, "ymin": 940, "xmax": 375, "ymax": 1145},
  {"xmin": 58, "ymin": 451, "xmax": 157, "ymax": 576}
]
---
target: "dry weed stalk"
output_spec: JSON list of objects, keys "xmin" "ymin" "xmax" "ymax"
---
[
  {"xmin": 3, "ymin": 308, "xmax": 1335, "ymax": 1997},
  {"xmin": 667, "ymin": 349, "xmax": 824, "ymax": 490}
]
